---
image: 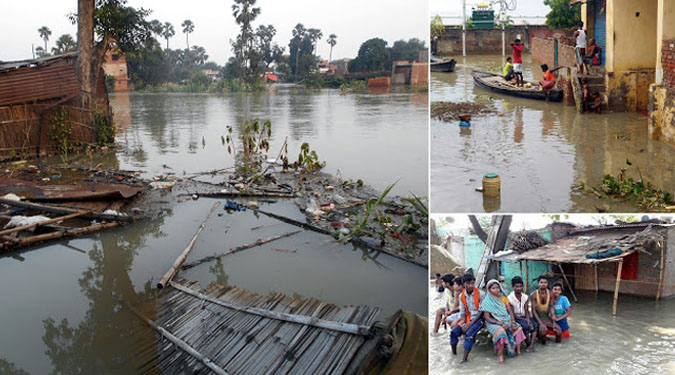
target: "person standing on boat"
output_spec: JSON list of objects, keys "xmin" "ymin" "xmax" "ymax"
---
[
  {"xmin": 539, "ymin": 64, "xmax": 563, "ymax": 103},
  {"xmin": 503, "ymin": 57, "xmax": 514, "ymax": 82},
  {"xmin": 508, "ymin": 276, "xmax": 535, "ymax": 352},
  {"xmin": 449, "ymin": 273, "xmax": 485, "ymax": 363},
  {"xmin": 574, "ymin": 21, "xmax": 588, "ymax": 75},
  {"xmin": 511, "ymin": 37, "xmax": 524, "ymax": 87}
]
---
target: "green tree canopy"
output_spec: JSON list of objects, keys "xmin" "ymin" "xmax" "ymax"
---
[
  {"xmin": 390, "ymin": 38, "xmax": 426, "ymax": 62},
  {"xmin": 348, "ymin": 38, "xmax": 391, "ymax": 72},
  {"xmin": 52, "ymin": 34, "xmax": 77, "ymax": 55},
  {"xmin": 544, "ymin": 0, "xmax": 581, "ymax": 29}
]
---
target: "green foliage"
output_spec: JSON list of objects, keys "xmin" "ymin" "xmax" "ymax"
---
[
  {"xmin": 339, "ymin": 181, "xmax": 397, "ymax": 243},
  {"xmin": 49, "ymin": 107, "xmax": 71, "ymax": 160},
  {"xmin": 301, "ymin": 74, "xmax": 346, "ymax": 89},
  {"xmin": 186, "ymin": 70, "xmax": 211, "ymax": 92},
  {"xmin": 431, "ymin": 15, "xmax": 444, "ymax": 39},
  {"xmin": 402, "ymin": 193, "xmax": 428, "ymax": 217},
  {"xmin": 105, "ymin": 74, "xmax": 116, "ymax": 93},
  {"xmin": 544, "ymin": 0, "xmax": 581, "ymax": 29},
  {"xmin": 339, "ymin": 80, "xmax": 367, "ymax": 94},
  {"xmin": 51, "ymin": 34, "xmax": 77, "ymax": 54},
  {"xmin": 93, "ymin": 110, "xmax": 116, "ymax": 145},
  {"xmin": 295, "ymin": 142, "xmax": 324, "ymax": 172},
  {"xmin": 348, "ymin": 38, "xmax": 391, "ymax": 72},
  {"xmin": 225, "ymin": 119, "xmax": 272, "ymax": 168},
  {"xmin": 390, "ymin": 38, "xmax": 426, "ymax": 62}
]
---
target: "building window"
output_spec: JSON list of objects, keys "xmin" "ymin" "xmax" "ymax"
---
[{"xmin": 112, "ymin": 54, "xmax": 119, "ymax": 61}]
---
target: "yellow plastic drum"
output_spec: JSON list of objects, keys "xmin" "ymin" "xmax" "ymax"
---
[{"xmin": 482, "ymin": 173, "xmax": 501, "ymax": 197}]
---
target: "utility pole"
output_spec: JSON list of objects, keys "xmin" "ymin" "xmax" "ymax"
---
[{"xmin": 462, "ymin": 0, "xmax": 466, "ymax": 57}]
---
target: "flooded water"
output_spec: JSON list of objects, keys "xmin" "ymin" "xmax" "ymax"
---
[
  {"xmin": 429, "ymin": 284, "xmax": 675, "ymax": 375},
  {"xmin": 430, "ymin": 54, "xmax": 675, "ymax": 213},
  {"xmin": 0, "ymin": 87, "xmax": 428, "ymax": 374}
]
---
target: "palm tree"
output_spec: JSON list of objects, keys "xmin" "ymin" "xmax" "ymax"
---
[
  {"xmin": 306, "ymin": 28, "xmax": 323, "ymax": 55},
  {"xmin": 51, "ymin": 34, "xmax": 77, "ymax": 55},
  {"xmin": 292, "ymin": 23, "xmax": 306, "ymax": 75},
  {"xmin": 38, "ymin": 26, "xmax": 52, "ymax": 51},
  {"xmin": 181, "ymin": 20, "xmax": 194, "ymax": 49},
  {"xmin": 162, "ymin": 22, "xmax": 175, "ymax": 49},
  {"xmin": 232, "ymin": 0, "xmax": 261, "ymax": 79},
  {"xmin": 190, "ymin": 46, "xmax": 208, "ymax": 65},
  {"xmin": 327, "ymin": 34, "xmax": 337, "ymax": 63}
]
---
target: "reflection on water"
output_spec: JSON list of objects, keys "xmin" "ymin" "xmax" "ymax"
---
[
  {"xmin": 113, "ymin": 85, "xmax": 428, "ymax": 195},
  {"xmin": 0, "ymin": 87, "xmax": 428, "ymax": 374},
  {"xmin": 431, "ymin": 55, "xmax": 675, "ymax": 213},
  {"xmin": 429, "ymin": 285, "xmax": 675, "ymax": 374}
]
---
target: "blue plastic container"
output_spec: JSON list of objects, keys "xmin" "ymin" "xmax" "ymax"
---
[{"xmin": 459, "ymin": 121, "xmax": 471, "ymax": 127}]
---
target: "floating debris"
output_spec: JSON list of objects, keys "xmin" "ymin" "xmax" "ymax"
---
[{"xmin": 431, "ymin": 101, "xmax": 495, "ymax": 122}]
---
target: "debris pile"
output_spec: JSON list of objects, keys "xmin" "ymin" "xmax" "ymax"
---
[
  {"xmin": 510, "ymin": 230, "xmax": 549, "ymax": 253},
  {"xmin": 431, "ymin": 101, "xmax": 494, "ymax": 122}
]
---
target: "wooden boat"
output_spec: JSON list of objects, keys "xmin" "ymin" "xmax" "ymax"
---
[
  {"xmin": 430, "ymin": 57, "xmax": 456, "ymax": 72},
  {"xmin": 471, "ymin": 70, "xmax": 563, "ymax": 102}
]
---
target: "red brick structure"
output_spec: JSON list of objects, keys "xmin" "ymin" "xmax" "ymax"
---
[
  {"xmin": 663, "ymin": 39, "xmax": 675, "ymax": 92},
  {"xmin": 436, "ymin": 25, "xmax": 565, "ymax": 55},
  {"xmin": 102, "ymin": 48, "xmax": 131, "ymax": 92}
]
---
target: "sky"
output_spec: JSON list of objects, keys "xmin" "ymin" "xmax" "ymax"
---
[
  {"xmin": 0, "ymin": 0, "xmax": 427, "ymax": 65},
  {"xmin": 430, "ymin": 0, "xmax": 551, "ymax": 25}
]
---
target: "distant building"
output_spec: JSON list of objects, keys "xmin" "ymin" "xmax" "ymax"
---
[
  {"xmin": 102, "ymin": 47, "xmax": 131, "ymax": 92},
  {"xmin": 331, "ymin": 58, "xmax": 350, "ymax": 75},
  {"xmin": 391, "ymin": 60, "xmax": 428, "ymax": 86},
  {"xmin": 201, "ymin": 69, "xmax": 219, "ymax": 82}
]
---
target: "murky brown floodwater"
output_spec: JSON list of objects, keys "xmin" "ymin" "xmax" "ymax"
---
[
  {"xmin": 430, "ymin": 54, "xmax": 675, "ymax": 213},
  {"xmin": 0, "ymin": 87, "xmax": 428, "ymax": 374},
  {"xmin": 429, "ymin": 284, "xmax": 675, "ymax": 375}
]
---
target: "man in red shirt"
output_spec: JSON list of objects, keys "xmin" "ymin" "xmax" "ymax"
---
[{"xmin": 511, "ymin": 37, "xmax": 524, "ymax": 87}]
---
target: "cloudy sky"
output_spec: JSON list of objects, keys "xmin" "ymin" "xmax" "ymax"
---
[
  {"xmin": 0, "ymin": 0, "xmax": 427, "ymax": 64},
  {"xmin": 430, "ymin": 0, "xmax": 551, "ymax": 25}
]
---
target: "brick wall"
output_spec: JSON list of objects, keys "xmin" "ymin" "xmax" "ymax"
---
[
  {"xmin": 663, "ymin": 39, "xmax": 675, "ymax": 92},
  {"xmin": 531, "ymin": 35, "xmax": 576, "ymax": 68},
  {"xmin": 410, "ymin": 63, "xmax": 428, "ymax": 85},
  {"xmin": 436, "ymin": 26, "xmax": 574, "ymax": 55}
]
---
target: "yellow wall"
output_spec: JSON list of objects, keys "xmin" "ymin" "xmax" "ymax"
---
[{"xmin": 607, "ymin": 0, "xmax": 658, "ymax": 72}]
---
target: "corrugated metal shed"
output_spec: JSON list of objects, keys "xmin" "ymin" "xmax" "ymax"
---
[{"xmin": 0, "ymin": 53, "xmax": 80, "ymax": 106}]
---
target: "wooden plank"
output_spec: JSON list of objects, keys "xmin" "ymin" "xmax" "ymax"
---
[
  {"xmin": 557, "ymin": 263, "xmax": 578, "ymax": 302},
  {"xmin": 475, "ymin": 216, "xmax": 503, "ymax": 288},
  {"xmin": 157, "ymin": 201, "xmax": 221, "ymax": 289},
  {"xmin": 612, "ymin": 259, "xmax": 623, "ymax": 316},
  {"xmin": 0, "ymin": 222, "xmax": 119, "ymax": 250},
  {"xmin": 0, "ymin": 198, "xmax": 132, "ymax": 222},
  {"xmin": 126, "ymin": 302, "xmax": 229, "ymax": 375},
  {"xmin": 169, "ymin": 281, "xmax": 371, "ymax": 335},
  {"xmin": 656, "ymin": 240, "xmax": 665, "ymax": 301}
]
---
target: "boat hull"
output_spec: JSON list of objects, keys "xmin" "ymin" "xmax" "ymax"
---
[
  {"xmin": 471, "ymin": 70, "xmax": 563, "ymax": 102},
  {"xmin": 430, "ymin": 59, "xmax": 456, "ymax": 72}
]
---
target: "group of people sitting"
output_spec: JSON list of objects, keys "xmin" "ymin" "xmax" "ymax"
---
[{"xmin": 433, "ymin": 273, "xmax": 572, "ymax": 364}]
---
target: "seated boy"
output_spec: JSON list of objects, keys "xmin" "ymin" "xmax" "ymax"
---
[
  {"xmin": 503, "ymin": 57, "xmax": 514, "ymax": 81},
  {"xmin": 450, "ymin": 273, "xmax": 485, "ymax": 362},
  {"xmin": 508, "ymin": 276, "xmax": 535, "ymax": 352},
  {"xmin": 432, "ymin": 274, "xmax": 456, "ymax": 334},
  {"xmin": 549, "ymin": 282, "xmax": 572, "ymax": 342}
]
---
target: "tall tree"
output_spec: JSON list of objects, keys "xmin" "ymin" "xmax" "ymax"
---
[
  {"xmin": 291, "ymin": 23, "xmax": 306, "ymax": 75},
  {"xmin": 348, "ymin": 38, "xmax": 390, "ymax": 72},
  {"xmin": 231, "ymin": 0, "xmax": 261, "ymax": 82},
  {"xmin": 327, "ymin": 34, "xmax": 337, "ymax": 62},
  {"xmin": 306, "ymin": 28, "xmax": 323, "ymax": 55},
  {"xmin": 162, "ymin": 22, "xmax": 174, "ymax": 49},
  {"xmin": 52, "ymin": 34, "xmax": 77, "ymax": 54},
  {"xmin": 38, "ymin": 26, "xmax": 52, "ymax": 51},
  {"xmin": 181, "ymin": 19, "xmax": 194, "ymax": 49},
  {"xmin": 544, "ymin": 0, "xmax": 581, "ymax": 29}
]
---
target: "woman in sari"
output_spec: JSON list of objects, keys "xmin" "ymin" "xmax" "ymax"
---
[{"xmin": 480, "ymin": 279, "xmax": 527, "ymax": 363}]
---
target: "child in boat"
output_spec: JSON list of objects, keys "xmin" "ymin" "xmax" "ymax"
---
[
  {"xmin": 511, "ymin": 38, "xmax": 524, "ymax": 87},
  {"xmin": 539, "ymin": 64, "xmax": 563, "ymax": 103},
  {"xmin": 450, "ymin": 273, "xmax": 485, "ymax": 363},
  {"xmin": 508, "ymin": 276, "xmax": 535, "ymax": 352},
  {"xmin": 433, "ymin": 274, "xmax": 456, "ymax": 334},
  {"xmin": 481, "ymin": 279, "xmax": 526, "ymax": 363},
  {"xmin": 550, "ymin": 282, "xmax": 572, "ymax": 342},
  {"xmin": 503, "ymin": 57, "xmax": 514, "ymax": 82}
]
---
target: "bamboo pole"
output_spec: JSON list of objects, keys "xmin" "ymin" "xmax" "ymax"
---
[
  {"xmin": 169, "ymin": 281, "xmax": 371, "ymax": 335},
  {"xmin": 525, "ymin": 260, "xmax": 529, "ymax": 293},
  {"xmin": 157, "ymin": 201, "xmax": 221, "ymax": 289},
  {"xmin": 181, "ymin": 230, "xmax": 302, "ymax": 270},
  {"xmin": 594, "ymin": 264, "xmax": 599, "ymax": 293},
  {"xmin": 187, "ymin": 191, "xmax": 296, "ymax": 199},
  {"xmin": 0, "ymin": 198, "xmax": 132, "ymax": 222},
  {"xmin": 612, "ymin": 259, "xmax": 623, "ymax": 316},
  {"xmin": 0, "ymin": 210, "xmax": 93, "ymax": 236},
  {"xmin": 656, "ymin": 240, "xmax": 664, "ymax": 301},
  {"xmin": 126, "ymin": 302, "xmax": 229, "ymax": 375},
  {"xmin": 0, "ymin": 222, "xmax": 119, "ymax": 250},
  {"xmin": 557, "ymin": 262, "xmax": 578, "ymax": 302}
]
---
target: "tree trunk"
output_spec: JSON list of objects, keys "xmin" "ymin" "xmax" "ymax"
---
[
  {"xmin": 295, "ymin": 40, "xmax": 301, "ymax": 75},
  {"xmin": 78, "ymin": 0, "xmax": 95, "ymax": 109},
  {"xmin": 468, "ymin": 215, "xmax": 488, "ymax": 243}
]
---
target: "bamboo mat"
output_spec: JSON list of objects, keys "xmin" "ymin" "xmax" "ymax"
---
[{"xmin": 132, "ymin": 279, "xmax": 381, "ymax": 375}]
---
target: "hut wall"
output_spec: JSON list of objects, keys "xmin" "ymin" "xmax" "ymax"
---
[{"xmin": 573, "ymin": 264, "xmax": 597, "ymax": 291}]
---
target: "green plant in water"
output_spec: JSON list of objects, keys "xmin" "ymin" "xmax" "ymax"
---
[
  {"xmin": 339, "ymin": 80, "xmax": 368, "ymax": 94},
  {"xmin": 295, "ymin": 142, "xmax": 324, "ymax": 172},
  {"xmin": 93, "ymin": 109, "xmax": 116, "ymax": 145},
  {"xmin": 339, "ymin": 181, "xmax": 397, "ymax": 243},
  {"xmin": 49, "ymin": 107, "xmax": 70, "ymax": 161}
]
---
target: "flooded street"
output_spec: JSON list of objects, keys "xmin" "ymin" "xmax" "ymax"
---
[
  {"xmin": 0, "ymin": 87, "xmax": 428, "ymax": 374},
  {"xmin": 428, "ymin": 284, "xmax": 675, "ymax": 375},
  {"xmin": 430, "ymin": 54, "xmax": 675, "ymax": 213}
]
